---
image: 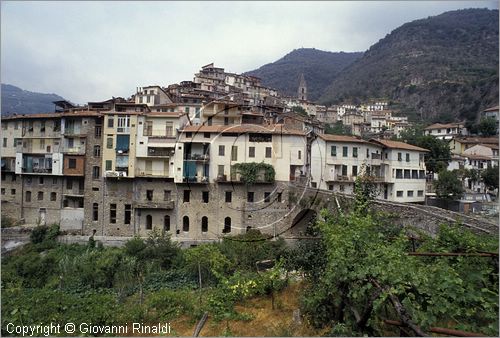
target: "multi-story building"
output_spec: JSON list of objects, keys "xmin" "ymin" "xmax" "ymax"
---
[
  {"xmin": 311, "ymin": 135, "xmax": 428, "ymax": 203},
  {"xmin": 424, "ymin": 122, "xmax": 468, "ymax": 140}
]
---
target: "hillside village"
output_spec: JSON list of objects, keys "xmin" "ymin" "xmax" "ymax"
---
[{"xmin": 1, "ymin": 63, "xmax": 498, "ymax": 240}]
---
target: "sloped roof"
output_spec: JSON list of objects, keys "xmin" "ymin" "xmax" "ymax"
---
[
  {"xmin": 370, "ymin": 139, "xmax": 430, "ymax": 152},
  {"xmin": 424, "ymin": 122, "xmax": 465, "ymax": 130},
  {"xmin": 318, "ymin": 134, "xmax": 368, "ymax": 143},
  {"xmin": 181, "ymin": 124, "xmax": 305, "ymax": 136}
]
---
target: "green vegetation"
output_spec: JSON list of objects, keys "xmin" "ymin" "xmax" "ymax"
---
[
  {"xmin": 482, "ymin": 165, "xmax": 499, "ymax": 191},
  {"xmin": 325, "ymin": 121, "xmax": 352, "ymax": 135},
  {"xmin": 396, "ymin": 125, "xmax": 451, "ymax": 173},
  {"xmin": 289, "ymin": 182, "xmax": 498, "ymax": 336},
  {"xmin": 291, "ymin": 106, "xmax": 307, "ymax": 116},
  {"xmin": 434, "ymin": 170, "xmax": 465, "ymax": 199},
  {"xmin": 231, "ymin": 162, "xmax": 275, "ymax": 185},
  {"xmin": 478, "ymin": 117, "xmax": 498, "ymax": 136},
  {"xmin": 2, "ymin": 188, "xmax": 498, "ymax": 336}
]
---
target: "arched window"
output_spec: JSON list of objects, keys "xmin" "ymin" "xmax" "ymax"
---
[
  {"xmin": 201, "ymin": 216, "xmax": 208, "ymax": 233},
  {"xmin": 164, "ymin": 215, "xmax": 170, "ymax": 232},
  {"xmin": 183, "ymin": 216, "xmax": 189, "ymax": 232},
  {"xmin": 223, "ymin": 217, "xmax": 231, "ymax": 233},
  {"xmin": 146, "ymin": 215, "xmax": 152, "ymax": 230}
]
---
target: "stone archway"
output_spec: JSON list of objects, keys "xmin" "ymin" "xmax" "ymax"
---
[{"xmin": 286, "ymin": 209, "xmax": 317, "ymax": 236}]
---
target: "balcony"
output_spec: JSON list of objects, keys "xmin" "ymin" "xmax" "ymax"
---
[
  {"xmin": 371, "ymin": 153, "xmax": 381, "ymax": 160},
  {"xmin": 22, "ymin": 167, "xmax": 53, "ymax": 174},
  {"xmin": 135, "ymin": 169, "xmax": 171, "ymax": 177},
  {"xmin": 148, "ymin": 135, "xmax": 176, "ymax": 143},
  {"xmin": 182, "ymin": 175, "xmax": 209, "ymax": 183},
  {"xmin": 62, "ymin": 146, "xmax": 86, "ymax": 155},
  {"xmin": 185, "ymin": 153, "xmax": 210, "ymax": 161},
  {"xmin": 147, "ymin": 147, "xmax": 174, "ymax": 157},
  {"xmin": 63, "ymin": 128, "xmax": 83, "ymax": 136},
  {"xmin": 117, "ymin": 127, "xmax": 130, "ymax": 133},
  {"xmin": 133, "ymin": 200, "xmax": 174, "ymax": 210},
  {"xmin": 63, "ymin": 189, "xmax": 85, "ymax": 197},
  {"xmin": 335, "ymin": 175, "xmax": 354, "ymax": 182},
  {"xmin": 105, "ymin": 170, "xmax": 128, "ymax": 178}
]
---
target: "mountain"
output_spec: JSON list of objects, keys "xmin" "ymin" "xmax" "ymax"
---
[
  {"xmin": 319, "ymin": 8, "xmax": 499, "ymax": 123},
  {"xmin": 245, "ymin": 48, "xmax": 363, "ymax": 101},
  {"xmin": 1, "ymin": 84, "xmax": 65, "ymax": 116}
]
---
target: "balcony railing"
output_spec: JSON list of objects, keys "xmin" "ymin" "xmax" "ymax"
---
[
  {"xmin": 63, "ymin": 189, "xmax": 85, "ymax": 196},
  {"xmin": 117, "ymin": 127, "xmax": 130, "ymax": 133},
  {"xmin": 183, "ymin": 176, "xmax": 209, "ymax": 183},
  {"xmin": 147, "ymin": 148, "xmax": 174, "ymax": 157},
  {"xmin": 371, "ymin": 153, "xmax": 381, "ymax": 160},
  {"xmin": 135, "ymin": 170, "xmax": 170, "ymax": 177},
  {"xmin": 185, "ymin": 154, "xmax": 210, "ymax": 161},
  {"xmin": 335, "ymin": 175, "xmax": 354, "ymax": 182},
  {"xmin": 62, "ymin": 146, "xmax": 85, "ymax": 154},
  {"xmin": 23, "ymin": 167, "xmax": 53, "ymax": 174}
]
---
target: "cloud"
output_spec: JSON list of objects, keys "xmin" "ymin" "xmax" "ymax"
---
[{"xmin": 1, "ymin": 1, "xmax": 497, "ymax": 103}]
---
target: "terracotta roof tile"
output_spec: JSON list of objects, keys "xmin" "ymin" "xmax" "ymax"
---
[
  {"xmin": 181, "ymin": 124, "xmax": 306, "ymax": 136},
  {"xmin": 318, "ymin": 134, "xmax": 368, "ymax": 143},
  {"xmin": 370, "ymin": 139, "xmax": 429, "ymax": 152}
]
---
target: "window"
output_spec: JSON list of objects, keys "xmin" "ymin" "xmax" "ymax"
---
[
  {"xmin": 352, "ymin": 165, "xmax": 358, "ymax": 176},
  {"xmin": 398, "ymin": 152, "xmax": 402, "ymax": 161},
  {"xmin": 366, "ymin": 148, "xmax": 370, "ymax": 158},
  {"xmin": 50, "ymin": 192, "xmax": 56, "ymax": 201},
  {"xmin": 406, "ymin": 153, "xmax": 410, "ymax": 162},
  {"xmin": 94, "ymin": 145, "xmax": 101, "ymax": 157},
  {"xmin": 146, "ymin": 190, "xmax": 153, "ymax": 201},
  {"xmin": 1, "ymin": 188, "xmax": 4, "ymax": 195},
  {"xmin": 11, "ymin": 189, "xmax": 16, "ymax": 195},
  {"xmin": 183, "ymin": 190, "xmax": 190, "ymax": 202},
  {"xmin": 106, "ymin": 137, "xmax": 113, "ymax": 149},
  {"xmin": 92, "ymin": 166, "xmax": 100, "ymax": 179},
  {"xmin": 204, "ymin": 132, "xmax": 210, "ymax": 138},
  {"xmin": 93, "ymin": 203, "xmax": 98, "ymax": 221},
  {"xmin": 146, "ymin": 215, "xmax": 152, "ymax": 230},
  {"xmin": 419, "ymin": 170, "xmax": 425, "ymax": 179},
  {"xmin": 225, "ymin": 191, "xmax": 232, "ymax": 203},
  {"xmin": 40, "ymin": 121, "xmax": 45, "ymax": 132},
  {"xmin": 404, "ymin": 169, "xmax": 411, "ymax": 179},
  {"xmin": 68, "ymin": 158, "xmax": 77, "ymax": 169},
  {"xmin": 342, "ymin": 165, "xmax": 348, "ymax": 176},
  {"xmin": 67, "ymin": 180, "xmax": 73, "ymax": 189},
  {"xmin": 202, "ymin": 191, "xmax": 209, "ymax": 203},
  {"xmin": 417, "ymin": 190, "xmax": 424, "ymax": 197},
  {"xmin": 105, "ymin": 160, "xmax": 112, "ymax": 171},
  {"xmin": 108, "ymin": 117, "xmax": 114, "ymax": 128},
  {"xmin": 298, "ymin": 150, "xmax": 301, "ymax": 160},
  {"xmin": 277, "ymin": 192, "xmax": 282, "ymax": 202},
  {"xmin": 39, "ymin": 177, "xmax": 44, "ymax": 185},
  {"xmin": 311, "ymin": 182, "xmax": 317, "ymax": 188},
  {"xmin": 38, "ymin": 191, "xmax": 43, "ymax": 201},
  {"xmin": 218, "ymin": 165, "xmax": 225, "ymax": 177},
  {"xmin": 95, "ymin": 126, "xmax": 102, "ymax": 138},
  {"xmin": 249, "ymin": 146, "xmax": 255, "ymax": 158},
  {"xmin": 164, "ymin": 215, "xmax": 170, "ymax": 232},
  {"xmin": 26, "ymin": 177, "xmax": 32, "ymax": 185},
  {"xmin": 353, "ymin": 147, "xmax": 358, "ymax": 158},
  {"xmin": 342, "ymin": 146, "xmax": 348, "ymax": 157},
  {"xmin": 247, "ymin": 191, "xmax": 254, "ymax": 202},
  {"xmin": 224, "ymin": 117, "xmax": 229, "ymax": 125},
  {"xmin": 412, "ymin": 170, "xmax": 419, "ymax": 179},
  {"xmin": 144, "ymin": 121, "xmax": 152, "ymax": 136},
  {"xmin": 110, "ymin": 204, "xmax": 117, "ymax": 223},
  {"xmin": 201, "ymin": 216, "xmax": 208, "ymax": 233},
  {"xmin": 164, "ymin": 190, "xmax": 171, "ymax": 201},
  {"xmin": 396, "ymin": 169, "xmax": 403, "ymax": 179},
  {"xmin": 218, "ymin": 145, "xmax": 225, "ymax": 156},
  {"xmin": 231, "ymin": 146, "xmax": 238, "ymax": 161},
  {"xmin": 2, "ymin": 138, "xmax": 6, "ymax": 147},
  {"xmin": 165, "ymin": 122, "xmax": 173, "ymax": 137},
  {"xmin": 396, "ymin": 191, "xmax": 403, "ymax": 197},
  {"xmin": 407, "ymin": 191, "xmax": 414, "ymax": 197},
  {"xmin": 264, "ymin": 192, "xmax": 271, "ymax": 203},
  {"xmin": 124, "ymin": 204, "xmax": 131, "ymax": 224},
  {"xmin": 25, "ymin": 191, "xmax": 31, "ymax": 202},
  {"xmin": 183, "ymin": 216, "xmax": 189, "ymax": 232},
  {"xmin": 223, "ymin": 217, "xmax": 231, "ymax": 233},
  {"xmin": 329, "ymin": 184, "xmax": 333, "ymax": 190},
  {"xmin": 265, "ymin": 147, "xmax": 272, "ymax": 158}
]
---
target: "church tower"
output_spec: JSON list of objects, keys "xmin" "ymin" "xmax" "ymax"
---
[{"xmin": 298, "ymin": 73, "xmax": 307, "ymax": 101}]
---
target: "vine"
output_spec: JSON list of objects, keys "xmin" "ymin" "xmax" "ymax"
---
[{"xmin": 231, "ymin": 162, "xmax": 275, "ymax": 185}]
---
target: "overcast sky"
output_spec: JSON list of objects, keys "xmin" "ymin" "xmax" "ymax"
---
[{"xmin": 1, "ymin": 1, "xmax": 498, "ymax": 104}]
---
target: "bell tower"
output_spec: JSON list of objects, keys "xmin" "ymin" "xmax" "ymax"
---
[{"xmin": 298, "ymin": 73, "xmax": 307, "ymax": 101}]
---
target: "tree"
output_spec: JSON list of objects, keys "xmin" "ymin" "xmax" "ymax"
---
[
  {"xmin": 434, "ymin": 170, "xmax": 464, "ymax": 199},
  {"xmin": 325, "ymin": 121, "xmax": 352, "ymax": 135},
  {"xmin": 291, "ymin": 106, "xmax": 307, "ymax": 116},
  {"xmin": 397, "ymin": 126, "xmax": 451, "ymax": 174},
  {"xmin": 478, "ymin": 117, "xmax": 498, "ymax": 136},
  {"xmin": 482, "ymin": 166, "xmax": 499, "ymax": 191}
]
